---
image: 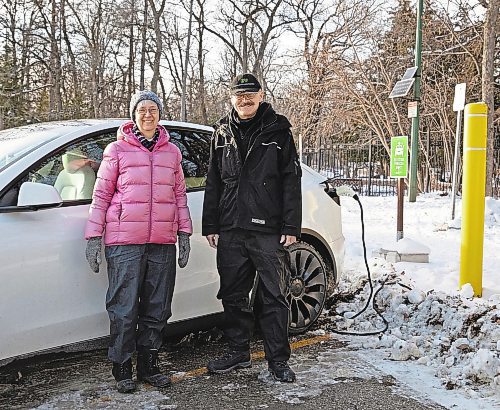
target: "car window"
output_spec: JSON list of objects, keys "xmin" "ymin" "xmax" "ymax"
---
[
  {"xmin": 0, "ymin": 132, "xmax": 116, "ymax": 206},
  {"xmin": 168, "ymin": 129, "xmax": 211, "ymax": 190},
  {"xmin": 31, "ymin": 133, "xmax": 116, "ymax": 201},
  {"xmin": 0, "ymin": 122, "xmax": 94, "ymax": 172},
  {"xmin": 0, "ymin": 127, "xmax": 211, "ymax": 207}
]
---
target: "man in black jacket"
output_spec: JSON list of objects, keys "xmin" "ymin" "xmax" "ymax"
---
[{"xmin": 202, "ymin": 73, "xmax": 301, "ymax": 382}]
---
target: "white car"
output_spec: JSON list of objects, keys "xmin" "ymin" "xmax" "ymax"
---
[{"xmin": 0, "ymin": 119, "xmax": 344, "ymax": 365}]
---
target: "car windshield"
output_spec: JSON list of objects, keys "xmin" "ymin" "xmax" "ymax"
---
[{"xmin": 0, "ymin": 122, "xmax": 84, "ymax": 172}]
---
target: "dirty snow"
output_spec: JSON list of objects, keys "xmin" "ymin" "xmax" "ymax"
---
[{"xmin": 322, "ymin": 192, "xmax": 500, "ymax": 409}]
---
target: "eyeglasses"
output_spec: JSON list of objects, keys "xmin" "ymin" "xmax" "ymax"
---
[
  {"xmin": 232, "ymin": 92, "xmax": 260, "ymax": 100},
  {"xmin": 136, "ymin": 107, "xmax": 159, "ymax": 116}
]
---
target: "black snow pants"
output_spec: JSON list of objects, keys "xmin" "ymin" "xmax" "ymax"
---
[
  {"xmin": 216, "ymin": 229, "xmax": 291, "ymax": 362},
  {"xmin": 104, "ymin": 243, "xmax": 176, "ymax": 364}
]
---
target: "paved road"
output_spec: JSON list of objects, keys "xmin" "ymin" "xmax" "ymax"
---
[{"xmin": 0, "ymin": 330, "xmax": 446, "ymax": 410}]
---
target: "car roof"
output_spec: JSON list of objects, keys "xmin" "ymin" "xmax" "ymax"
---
[{"xmin": 161, "ymin": 120, "xmax": 214, "ymax": 133}]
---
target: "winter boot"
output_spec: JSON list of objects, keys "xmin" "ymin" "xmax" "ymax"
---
[
  {"xmin": 112, "ymin": 359, "xmax": 136, "ymax": 393},
  {"xmin": 268, "ymin": 361, "xmax": 296, "ymax": 383},
  {"xmin": 207, "ymin": 349, "xmax": 252, "ymax": 374},
  {"xmin": 137, "ymin": 349, "xmax": 171, "ymax": 388}
]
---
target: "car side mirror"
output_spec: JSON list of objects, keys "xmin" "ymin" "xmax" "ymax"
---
[{"xmin": 17, "ymin": 182, "xmax": 63, "ymax": 209}]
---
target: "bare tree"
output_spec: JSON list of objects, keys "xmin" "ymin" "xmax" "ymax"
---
[
  {"xmin": 480, "ymin": 0, "xmax": 499, "ymax": 196},
  {"xmin": 195, "ymin": 0, "xmax": 208, "ymax": 123},
  {"xmin": 61, "ymin": 0, "xmax": 82, "ymax": 117},
  {"xmin": 432, "ymin": 0, "xmax": 497, "ymax": 193},
  {"xmin": 199, "ymin": 0, "xmax": 294, "ymax": 88},
  {"xmin": 140, "ymin": 0, "xmax": 148, "ymax": 90},
  {"xmin": 34, "ymin": 0, "xmax": 63, "ymax": 115},
  {"xmin": 127, "ymin": 0, "xmax": 136, "ymax": 102},
  {"xmin": 180, "ymin": 0, "xmax": 194, "ymax": 121},
  {"xmin": 147, "ymin": 0, "xmax": 166, "ymax": 94},
  {"xmin": 66, "ymin": 0, "xmax": 115, "ymax": 117},
  {"xmin": 283, "ymin": 0, "xmax": 377, "ymax": 148},
  {"xmin": 161, "ymin": 14, "xmax": 184, "ymax": 102}
]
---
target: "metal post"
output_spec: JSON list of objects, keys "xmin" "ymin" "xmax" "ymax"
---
[
  {"xmin": 451, "ymin": 109, "xmax": 463, "ymax": 219},
  {"xmin": 397, "ymin": 178, "xmax": 404, "ymax": 240},
  {"xmin": 408, "ymin": 0, "xmax": 424, "ymax": 202},
  {"xmin": 367, "ymin": 142, "xmax": 373, "ymax": 196},
  {"xmin": 459, "ymin": 102, "xmax": 488, "ymax": 297},
  {"xmin": 317, "ymin": 134, "xmax": 322, "ymax": 172},
  {"xmin": 299, "ymin": 133, "xmax": 303, "ymax": 163},
  {"xmin": 425, "ymin": 128, "xmax": 430, "ymax": 192}
]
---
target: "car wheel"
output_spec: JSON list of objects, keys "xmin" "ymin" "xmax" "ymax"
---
[{"xmin": 286, "ymin": 241, "xmax": 328, "ymax": 334}]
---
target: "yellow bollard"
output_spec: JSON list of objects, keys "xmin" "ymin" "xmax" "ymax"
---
[{"xmin": 459, "ymin": 102, "xmax": 488, "ymax": 297}]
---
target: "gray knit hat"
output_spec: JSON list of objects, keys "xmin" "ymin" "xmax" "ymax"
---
[{"xmin": 129, "ymin": 90, "xmax": 164, "ymax": 122}]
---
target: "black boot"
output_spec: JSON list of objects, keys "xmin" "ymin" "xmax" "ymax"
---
[
  {"xmin": 137, "ymin": 349, "xmax": 171, "ymax": 388},
  {"xmin": 207, "ymin": 349, "xmax": 252, "ymax": 374},
  {"xmin": 112, "ymin": 359, "xmax": 136, "ymax": 393},
  {"xmin": 268, "ymin": 361, "xmax": 296, "ymax": 383}
]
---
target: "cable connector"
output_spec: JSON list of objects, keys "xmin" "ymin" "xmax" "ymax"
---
[{"xmin": 335, "ymin": 185, "xmax": 357, "ymax": 198}]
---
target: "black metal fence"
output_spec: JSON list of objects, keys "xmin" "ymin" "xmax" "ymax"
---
[{"xmin": 302, "ymin": 138, "xmax": 500, "ymax": 198}]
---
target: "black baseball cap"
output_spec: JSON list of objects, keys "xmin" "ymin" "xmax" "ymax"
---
[{"xmin": 230, "ymin": 73, "xmax": 262, "ymax": 94}]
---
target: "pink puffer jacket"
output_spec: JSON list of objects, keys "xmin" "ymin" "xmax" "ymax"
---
[{"xmin": 85, "ymin": 121, "xmax": 193, "ymax": 245}]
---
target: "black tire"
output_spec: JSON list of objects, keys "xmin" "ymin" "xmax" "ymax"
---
[{"xmin": 286, "ymin": 241, "xmax": 328, "ymax": 334}]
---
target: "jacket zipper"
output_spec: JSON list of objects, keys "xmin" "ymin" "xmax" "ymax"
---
[
  {"xmin": 148, "ymin": 154, "xmax": 153, "ymax": 242},
  {"xmin": 233, "ymin": 116, "xmax": 278, "ymax": 226},
  {"xmin": 224, "ymin": 126, "xmax": 242, "ymax": 227},
  {"xmin": 244, "ymin": 117, "xmax": 278, "ymax": 163}
]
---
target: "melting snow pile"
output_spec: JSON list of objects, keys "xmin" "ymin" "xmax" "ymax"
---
[
  {"xmin": 325, "ymin": 193, "xmax": 500, "ymax": 400},
  {"xmin": 326, "ymin": 269, "xmax": 500, "ymax": 394}
]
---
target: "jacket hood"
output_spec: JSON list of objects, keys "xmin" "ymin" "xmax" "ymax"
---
[{"xmin": 117, "ymin": 121, "xmax": 170, "ymax": 149}]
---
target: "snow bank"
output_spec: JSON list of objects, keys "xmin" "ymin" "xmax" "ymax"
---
[
  {"xmin": 326, "ymin": 267, "xmax": 500, "ymax": 398},
  {"xmin": 327, "ymin": 193, "xmax": 500, "ymax": 400}
]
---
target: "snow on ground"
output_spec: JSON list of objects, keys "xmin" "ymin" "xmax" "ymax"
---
[{"xmin": 323, "ymin": 192, "xmax": 500, "ymax": 409}]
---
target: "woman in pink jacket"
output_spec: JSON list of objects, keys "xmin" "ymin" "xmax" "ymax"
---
[{"xmin": 84, "ymin": 90, "xmax": 192, "ymax": 393}]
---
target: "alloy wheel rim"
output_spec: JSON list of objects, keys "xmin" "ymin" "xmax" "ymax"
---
[{"xmin": 287, "ymin": 247, "xmax": 326, "ymax": 331}]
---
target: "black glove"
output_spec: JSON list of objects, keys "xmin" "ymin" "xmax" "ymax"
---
[
  {"xmin": 85, "ymin": 236, "xmax": 102, "ymax": 273},
  {"xmin": 177, "ymin": 232, "xmax": 190, "ymax": 268}
]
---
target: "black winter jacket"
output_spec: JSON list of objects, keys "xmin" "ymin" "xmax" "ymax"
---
[{"xmin": 202, "ymin": 102, "xmax": 302, "ymax": 237}]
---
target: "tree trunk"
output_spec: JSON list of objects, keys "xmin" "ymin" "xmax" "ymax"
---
[
  {"xmin": 128, "ymin": 0, "xmax": 136, "ymax": 102},
  {"xmin": 49, "ymin": 0, "xmax": 62, "ymax": 116},
  {"xmin": 148, "ymin": 0, "xmax": 166, "ymax": 94},
  {"xmin": 140, "ymin": 0, "xmax": 148, "ymax": 90},
  {"xmin": 482, "ymin": 0, "xmax": 499, "ymax": 196},
  {"xmin": 61, "ymin": 0, "xmax": 80, "ymax": 117},
  {"xmin": 181, "ymin": 0, "xmax": 194, "ymax": 121},
  {"xmin": 197, "ymin": 10, "xmax": 208, "ymax": 124}
]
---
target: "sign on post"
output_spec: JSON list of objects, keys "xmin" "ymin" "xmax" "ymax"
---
[
  {"xmin": 451, "ymin": 82, "xmax": 466, "ymax": 220},
  {"xmin": 453, "ymin": 83, "xmax": 466, "ymax": 112},
  {"xmin": 390, "ymin": 136, "xmax": 408, "ymax": 178},
  {"xmin": 408, "ymin": 101, "xmax": 418, "ymax": 118}
]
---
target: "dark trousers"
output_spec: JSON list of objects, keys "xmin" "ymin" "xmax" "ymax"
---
[
  {"xmin": 216, "ymin": 229, "xmax": 291, "ymax": 362},
  {"xmin": 104, "ymin": 243, "xmax": 176, "ymax": 364}
]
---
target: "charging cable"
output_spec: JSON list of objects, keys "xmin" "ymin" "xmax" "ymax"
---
[{"xmin": 325, "ymin": 183, "xmax": 390, "ymax": 336}]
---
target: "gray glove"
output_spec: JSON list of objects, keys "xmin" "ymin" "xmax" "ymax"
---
[
  {"xmin": 85, "ymin": 236, "xmax": 102, "ymax": 273},
  {"xmin": 177, "ymin": 232, "xmax": 190, "ymax": 268}
]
